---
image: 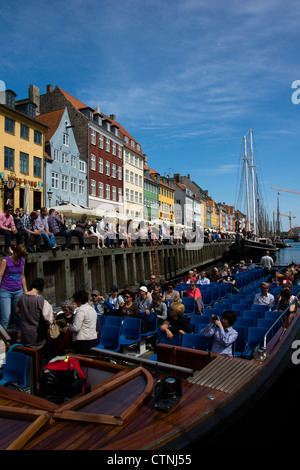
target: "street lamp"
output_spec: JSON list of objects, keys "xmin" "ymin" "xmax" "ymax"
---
[{"xmin": 47, "ymin": 188, "xmax": 53, "ymax": 207}]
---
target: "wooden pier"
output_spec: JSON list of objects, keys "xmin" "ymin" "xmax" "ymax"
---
[{"xmin": 1, "ymin": 236, "xmax": 233, "ymax": 305}]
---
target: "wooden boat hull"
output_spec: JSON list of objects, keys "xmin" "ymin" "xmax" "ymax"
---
[
  {"xmin": 229, "ymin": 236, "xmax": 278, "ymax": 262},
  {"xmin": 0, "ymin": 307, "xmax": 299, "ymax": 450}
]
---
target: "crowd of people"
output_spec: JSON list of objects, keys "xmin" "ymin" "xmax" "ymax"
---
[
  {"xmin": 0, "ymin": 228, "xmax": 300, "ymax": 367},
  {"xmin": 0, "ymin": 204, "xmax": 237, "ymax": 254}
]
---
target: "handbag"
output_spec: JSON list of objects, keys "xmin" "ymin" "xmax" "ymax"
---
[{"xmin": 48, "ymin": 320, "xmax": 60, "ymax": 339}]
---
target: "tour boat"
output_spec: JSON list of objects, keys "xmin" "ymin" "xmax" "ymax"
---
[{"xmin": 0, "ymin": 272, "xmax": 299, "ymax": 451}]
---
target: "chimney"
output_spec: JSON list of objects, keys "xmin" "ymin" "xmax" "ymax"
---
[
  {"xmin": 143, "ymin": 154, "xmax": 148, "ymax": 165},
  {"xmin": 29, "ymin": 84, "xmax": 40, "ymax": 115},
  {"xmin": 46, "ymin": 84, "xmax": 53, "ymax": 94},
  {"xmin": 110, "ymin": 114, "xmax": 116, "ymax": 121},
  {"xmin": 173, "ymin": 173, "xmax": 180, "ymax": 183}
]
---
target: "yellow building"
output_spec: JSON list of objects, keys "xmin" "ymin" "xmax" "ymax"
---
[
  {"xmin": 0, "ymin": 89, "xmax": 47, "ymax": 212},
  {"xmin": 148, "ymin": 169, "xmax": 174, "ymax": 222}
]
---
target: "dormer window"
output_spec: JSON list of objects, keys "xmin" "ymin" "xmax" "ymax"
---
[
  {"xmin": 5, "ymin": 90, "xmax": 16, "ymax": 108},
  {"xmin": 27, "ymin": 103, "xmax": 36, "ymax": 118}
]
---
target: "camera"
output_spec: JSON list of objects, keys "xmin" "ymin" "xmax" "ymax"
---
[{"xmin": 211, "ymin": 315, "xmax": 218, "ymax": 322}]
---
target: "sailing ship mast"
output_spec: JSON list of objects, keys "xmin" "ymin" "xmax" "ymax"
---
[
  {"xmin": 249, "ymin": 128, "xmax": 257, "ymax": 234},
  {"xmin": 243, "ymin": 136, "xmax": 251, "ymax": 231}
]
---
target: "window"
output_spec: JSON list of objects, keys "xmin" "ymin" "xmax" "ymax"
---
[
  {"xmin": 130, "ymin": 139, "xmax": 134, "ymax": 148},
  {"xmin": 135, "ymin": 173, "xmax": 138, "ymax": 185},
  {"xmin": 79, "ymin": 179, "xmax": 85, "ymax": 195},
  {"xmin": 118, "ymin": 146, "xmax": 122, "ymax": 159},
  {"xmin": 130, "ymin": 171, "xmax": 133, "ymax": 183},
  {"xmin": 139, "ymin": 175, "xmax": 142, "ymax": 186},
  {"xmin": 20, "ymin": 152, "xmax": 29, "ymax": 174},
  {"xmin": 118, "ymin": 166, "xmax": 122, "ymax": 180},
  {"xmin": 99, "ymin": 134, "xmax": 104, "ymax": 149},
  {"xmin": 130, "ymin": 190, "xmax": 134, "ymax": 202},
  {"xmin": 62, "ymin": 175, "xmax": 68, "ymax": 191},
  {"xmin": 135, "ymin": 191, "xmax": 138, "ymax": 203},
  {"xmin": 139, "ymin": 193, "xmax": 142, "ymax": 204},
  {"xmin": 112, "ymin": 186, "xmax": 116, "ymax": 201},
  {"xmin": 99, "ymin": 157, "xmax": 103, "ymax": 173},
  {"xmin": 91, "ymin": 129, "xmax": 96, "ymax": 145},
  {"xmin": 33, "ymin": 157, "xmax": 42, "ymax": 178},
  {"xmin": 20, "ymin": 124, "xmax": 29, "ymax": 140},
  {"xmin": 99, "ymin": 182, "xmax": 104, "ymax": 198},
  {"xmin": 112, "ymin": 163, "xmax": 116, "ymax": 178},
  {"xmin": 106, "ymin": 161, "xmax": 110, "ymax": 176},
  {"xmin": 118, "ymin": 187, "xmax": 122, "ymax": 202},
  {"xmin": 5, "ymin": 117, "xmax": 15, "ymax": 134},
  {"xmin": 34, "ymin": 130, "xmax": 42, "ymax": 145},
  {"xmin": 125, "ymin": 188, "xmax": 129, "ymax": 201},
  {"xmin": 112, "ymin": 142, "xmax": 116, "ymax": 155},
  {"xmin": 79, "ymin": 160, "xmax": 86, "ymax": 172},
  {"xmin": 63, "ymin": 133, "xmax": 69, "ymax": 146},
  {"xmin": 62, "ymin": 152, "xmax": 68, "ymax": 164},
  {"xmin": 106, "ymin": 138, "xmax": 110, "ymax": 152},
  {"xmin": 91, "ymin": 153, "xmax": 96, "ymax": 170},
  {"xmin": 125, "ymin": 169, "xmax": 129, "ymax": 182},
  {"xmin": 106, "ymin": 184, "xmax": 110, "ymax": 200},
  {"xmin": 91, "ymin": 179, "xmax": 96, "ymax": 196},
  {"xmin": 53, "ymin": 149, "xmax": 59, "ymax": 162},
  {"xmin": 71, "ymin": 177, "xmax": 77, "ymax": 193},
  {"xmin": 52, "ymin": 172, "xmax": 59, "ymax": 189},
  {"xmin": 27, "ymin": 103, "xmax": 36, "ymax": 119},
  {"xmin": 71, "ymin": 155, "xmax": 76, "ymax": 168}
]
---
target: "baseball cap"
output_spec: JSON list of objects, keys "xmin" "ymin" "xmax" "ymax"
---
[{"xmin": 91, "ymin": 290, "xmax": 100, "ymax": 296}]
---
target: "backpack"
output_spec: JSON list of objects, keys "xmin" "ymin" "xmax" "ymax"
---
[{"xmin": 41, "ymin": 356, "xmax": 88, "ymax": 404}]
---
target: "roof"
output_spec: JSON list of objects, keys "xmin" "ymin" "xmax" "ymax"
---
[
  {"xmin": 36, "ymin": 108, "xmax": 66, "ymax": 143},
  {"xmin": 57, "ymin": 86, "xmax": 143, "ymax": 156},
  {"xmin": 57, "ymin": 87, "xmax": 91, "ymax": 111},
  {"xmin": 0, "ymin": 103, "xmax": 48, "ymax": 130}
]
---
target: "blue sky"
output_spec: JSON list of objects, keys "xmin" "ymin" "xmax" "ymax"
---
[{"xmin": 1, "ymin": 0, "xmax": 300, "ymax": 232}]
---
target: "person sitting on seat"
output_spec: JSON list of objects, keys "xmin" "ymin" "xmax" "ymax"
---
[
  {"xmin": 253, "ymin": 282, "xmax": 275, "ymax": 307},
  {"xmin": 196, "ymin": 270, "xmax": 210, "ymax": 285},
  {"xmin": 199, "ymin": 310, "xmax": 238, "ymax": 356},
  {"xmin": 160, "ymin": 300, "xmax": 192, "ymax": 340},
  {"xmin": 145, "ymin": 293, "xmax": 167, "ymax": 324},
  {"xmin": 186, "ymin": 281, "xmax": 203, "ymax": 314},
  {"xmin": 35, "ymin": 207, "xmax": 60, "ymax": 251}
]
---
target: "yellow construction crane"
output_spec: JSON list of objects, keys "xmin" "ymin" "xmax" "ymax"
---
[
  {"xmin": 271, "ymin": 187, "xmax": 300, "ymax": 195},
  {"xmin": 273, "ymin": 211, "xmax": 296, "ymax": 230}
]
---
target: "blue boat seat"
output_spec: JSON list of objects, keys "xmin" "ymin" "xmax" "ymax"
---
[
  {"xmin": 95, "ymin": 325, "xmax": 121, "ymax": 352},
  {"xmin": 190, "ymin": 315, "xmax": 210, "ymax": 332},
  {"xmin": 233, "ymin": 325, "xmax": 247, "ymax": 357},
  {"xmin": 242, "ymin": 310, "xmax": 263, "ymax": 326},
  {"xmin": 0, "ymin": 350, "xmax": 28, "ymax": 390},
  {"xmin": 105, "ymin": 316, "xmax": 123, "ymax": 327},
  {"xmin": 245, "ymin": 327, "xmax": 270, "ymax": 356},
  {"xmin": 182, "ymin": 297, "xmax": 196, "ymax": 316},
  {"xmin": 119, "ymin": 317, "xmax": 141, "ymax": 352},
  {"xmin": 181, "ymin": 333, "xmax": 212, "ymax": 351}
]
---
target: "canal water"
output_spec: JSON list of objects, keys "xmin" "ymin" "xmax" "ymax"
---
[{"xmin": 192, "ymin": 242, "xmax": 300, "ymax": 450}]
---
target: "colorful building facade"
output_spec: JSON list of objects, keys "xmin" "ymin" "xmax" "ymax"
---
[{"xmin": 0, "ymin": 89, "xmax": 47, "ymax": 212}]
